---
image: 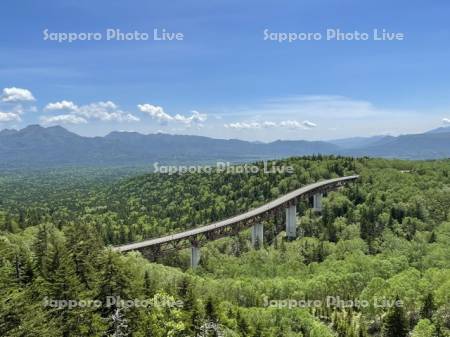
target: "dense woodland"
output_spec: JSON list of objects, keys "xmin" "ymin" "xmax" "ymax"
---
[{"xmin": 0, "ymin": 156, "xmax": 449, "ymax": 336}]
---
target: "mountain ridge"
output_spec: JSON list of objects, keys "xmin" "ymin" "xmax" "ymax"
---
[{"xmin": 0, "ymin": 124, "xmax": 449, "ymax": 168}]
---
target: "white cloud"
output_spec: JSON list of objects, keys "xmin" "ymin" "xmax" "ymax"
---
[
  {"xmin": 302, "ymin": 120, "xmax": 317, "ymax": 128},
  {"xmin": 224, "ymin": 122, "xmax": 261, "ymax": 129},
  {"xmin": 138, "ymin": 104, "xmax": 174, "ymax": 123},
  {"xmin": 0, "ymin": 87, "xmax": 36, "ymax": 122},
  {"xmin": 138, "ymin": 104, "xmax": 207, "ymax": 126},
  {"xmin": 42, "ymin": 100, "xmax": 139, "ymax": 123},
  {"xmin": 262, "ymin": 121, "xmax": 277, "ymax": 128},
  {"xmin": 76, "ymin": 101, "xmax": 139, "ymax": 122},
  {"xmin": 174, "ymin": 110, "xmax": 207, "ymax": 124},
  {"xmin": 443, "ymin": 118, "xmax": 450, "ymax": 125},
  {"xmin": 1, "ymin": 87, "xmax": 35, "ymax": 102},
  {"xmin": 45, "ymin": 100, "xmax": 78, "ymax": 112},
  {"xmin": 0, "ymin": 111, "xmax": 21, "ymax": 123},
  {"xmin": 40, "ymin": 114, "xmax": 87, "ymax": 125},
  {"xmin": 9, "ymin": 105, "xmax": 24, "ymax": 115},
  {"xmin": 225, "ymin": 120, "xmax": 318, "ymax": 130},
  {"xmin": 279, "ymin": 120, "xmax": 304, "ymax": 129}
]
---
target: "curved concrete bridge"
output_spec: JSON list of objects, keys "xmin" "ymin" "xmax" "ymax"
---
[{"xmin": 114, "ymin": 175, "xmax": 359, "ymax": 267}]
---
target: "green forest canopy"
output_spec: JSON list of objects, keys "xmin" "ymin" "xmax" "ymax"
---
[{"xmin": 0, "ymin": 156, "xmax": 449, "ymax": 336}]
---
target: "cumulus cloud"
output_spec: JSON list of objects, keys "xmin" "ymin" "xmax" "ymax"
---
[
  {"xmin": 1, "ymin": 87, "xmax": 35, "ymax": 102},
  {"xmin": 45, "ymin": 100, "xmax": 78, "ymax": 112},
  {"xmin": 224, "ymin": 122, "xmax": 262, "ymax": 129},
  {"xmin": 0, "ymin": 111, "xmax": 21, "ymax": 123},
  {"xmin": 443, "ymin": 118, "xmax": 450, "ymax": 125},
  {"xmin": 76, "ymin": 101, "xmax": 139, "ymax": 122},
  {"xmin": 0, "ymin": 87, "xmax": 37, "ymax": 123},
  {"xmin": 302, "ymin": 120, "xmax": 317, "ymax": 128},
  {"xmin": 42, "ymin": 100, "xmax": 139, "ymax": 123},
  {"xmin": 138, "ymin": 104, "xmax": 173, "ymax": 123},
  {"xmin": 174, "ymin": 110, "xmax": 207, "ymax": 124},
  {"xmin": 40, "ymin": 114, "xmax": 87, "ymax": 125},
  {"xmin": 225, "ymin": 120, "xmax": 317, "ymax": 130},
  {"xmin": 262, "ymin": 121, "xmax": 277, "ymax": 128},
  {"xmin": 279, "ymin": 120, "xmax": 304, "ymax": 129},
  {"xmin": 138, "ymin": 104, "xmax": 207, "ymax": 126}
]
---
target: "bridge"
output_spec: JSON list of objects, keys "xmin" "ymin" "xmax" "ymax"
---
[{"xmin": 114, "ymin": 175, "xmax": 359, "ymax": 268}]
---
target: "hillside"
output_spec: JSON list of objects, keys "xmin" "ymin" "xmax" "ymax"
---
[
  {"xmin": 1, "ymin": 157, "xmax": 449, "ymax": 336},
  {"xmin": 1, "ymin": 125, "xmax": 450, "ymax": 169},
  {"xmin": 348, "ymin": 132, "xmax": 450, "ymax": 159},
  {"xmin": 0, "ymin": 125, "xmax": 339, "ymax": 168}
]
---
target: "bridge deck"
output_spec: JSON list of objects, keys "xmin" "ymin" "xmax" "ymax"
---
[{"xmin": 115, "ymin": 175, "xmax": 359, "ymax": 252}]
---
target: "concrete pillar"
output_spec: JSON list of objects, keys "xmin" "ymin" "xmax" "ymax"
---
[
  {"xmin": 285, "ymin": 204, "xmax": 297, "ymax": 239},
  {"xmin": 251, "ymin": 223, "xmax": 264, "ymax": 248},
  {"xmin": 313, "ymin": 193, "xmax": 323, "ymax": 212},
  {"xmin": 190, "ymin": 244, "xmax": 201, "ymax": 269}
]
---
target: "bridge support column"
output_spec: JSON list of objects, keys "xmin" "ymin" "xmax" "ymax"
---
[
  {"xmin": 313, "ymin": 193, "xmax": 323, "ymax": 212},
  {"xmin": 190, "ymin": 245, "xmax": 201, "ymax": 269},
  {"xmin": 285, "ymin": 205, "xmax": 297, "ymax": 240},
  {"xmin": 251, "ymin": 223, "xmax": 264, "ymax": 249}
]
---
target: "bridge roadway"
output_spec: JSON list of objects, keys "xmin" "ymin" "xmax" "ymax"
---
[{"xmin": 114, "ymin": 175, "xmax": 359, "ymax": 254}]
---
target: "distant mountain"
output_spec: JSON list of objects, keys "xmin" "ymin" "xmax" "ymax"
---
[
  {"xmin": 425, "ymin": 126, "xmax": 450, "ymax": 134},
  {"xmin": 328, "ymin": 135, "xmax": 393, "ymax": 149},
  {"xmin": 0, "ymin": 125, "xmax": 449, "ymax": 169},
  {"xmin": 0, "ymin": 125, "xmax": 339, "ymax": 169},
  {"xmin": 0, "ymin": 129, "xmax": 18, "ymax": 136},
  {"xmin": 346, "ymin": 132, "xmax": 450, "ymax": 159}
]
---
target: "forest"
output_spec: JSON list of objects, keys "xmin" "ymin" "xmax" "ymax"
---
[{"xmin": 0, "ymin": 156, "xmax": 449, "ymax": 336}]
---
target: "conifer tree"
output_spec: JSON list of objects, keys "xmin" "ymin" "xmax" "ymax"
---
[
  {"xmin": 33, "ymin": 223, "xmax": 51, "ymax": 277},
  {"xmin": 420, "ymin": 293, "xmax": 435, "ymax": 320},
  {"xmin": 205, "ymin": 297, "xmax": 218, "ymax": 323},
  {"xmin": 142, "ymin": 270, "xmax": 154, "ymax": 298},
  {"xmin": 18, "ymin": 209, "xmax": 26, "ymax": 230},
  {"xmin": 48, "ymin": 242, "xmax": 84, "ymax": 337},
  {"xmin": 190, "ymin": 302, "xmax": 204, "ymax": 336},
  {"xmin": 236, "ymin": 310, "xmax": 249, "ymax": 336},
  {"xmin": 96, "ymin": 250, "xmax": 133, "ymax": 317},
  {"xmin": 65, "ymin": 222, "xmax": 102, "ymax": 290},
  {"xmin": 382, "ymin": 296, "xmax": 408, "ymax": 337}
]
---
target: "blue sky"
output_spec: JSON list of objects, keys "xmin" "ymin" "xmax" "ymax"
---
[{"xmin": 1, "ymin": 0, "xmax": 450, "ymax": 141}]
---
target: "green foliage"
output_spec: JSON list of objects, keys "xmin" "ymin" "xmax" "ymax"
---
[
  {"xmin": 1, "ymin": 157, "xmax": 450, "ymax": 336},
  {"xmin": 382, "ymin": 296, "xmax": 408, "ymax": 337},
  {"xmin": 412, "ymin": 319, "xmax": 436, "ymax": 337}
]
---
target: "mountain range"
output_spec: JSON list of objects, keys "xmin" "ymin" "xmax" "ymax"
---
[{"xmin": 0, "ymin": 125, "xmax": 449, "ymax": 169}]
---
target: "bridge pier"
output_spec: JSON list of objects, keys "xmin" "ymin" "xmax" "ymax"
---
[
  {"xmin": 313, "ymin": 193, "xmax": 323, "ymax": 212},
  {"xmin": 285, "ymin": 205, "xmax": 297, "ymax": 240},
  {"xmin": 251, "ymin": 223, "xmax": 264, "ymax": 249},
  {"xmin": 113, "ymin": 176, "xmax": 359, "ymax": 262},
  {"xmin": 190, "ymin": 244, "xmax": 201, "ymax": 269}
]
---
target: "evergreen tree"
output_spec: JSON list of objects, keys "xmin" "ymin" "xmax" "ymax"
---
[
  {"xmin": 33, "ymin": 223, "xmax": 51, "ymax": 277},
  {"xmin": 420, "ymin": 293, "xmax": 435, "ymax": 320},
  {"xmin": 95, "ymin": 249, "xmax": 135, "ymax": 336},
  {"xmin": 253, "ymin": 322, "xmax": 263, "ymax": 337},
  {"xmin": 2, "ymin": 212, "xmax": 16, "ymax": 233},
  {"xmin": 190, "ymin": 302, "xmax": 204, "ymax": 336},
  {"xmin": 65, "ymin": 222, "xmax": 102, "ymax": 290},
  {"xmin": 48, "ymin": 241, "xmax": 85, "ymax": 337},
  {"xmin": 204, "ymin": 297, "xmax": 218, "ymax": 323},
  {"xmin": 382, "ymin": 297, "xmax": 408, "ymax": 337},
  {"xmin": 429, "ymin": 231, "xmax": 437, "ymax": 243},
  {"xmin": 142, "ymin": 270, "xmax": 155, "ymax": 298},
  {"xmin": 18, "ymin": 209, "xmax": 26, "ymax": 230},
  {"xmin": 236, "ymin": 310, "xmax": 249, "ymax": 336}
]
